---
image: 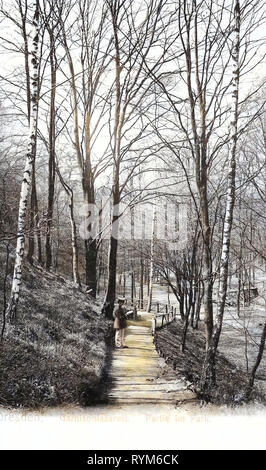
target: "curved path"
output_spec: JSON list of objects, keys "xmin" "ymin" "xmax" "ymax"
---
[{"xmin": 108, "ymin": 312, "xmax": 196, "ymax": 404}]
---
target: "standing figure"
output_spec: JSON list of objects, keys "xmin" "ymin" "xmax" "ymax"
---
[{"xmin": 113, "ymin": 297, "xmax": 130, "ymax": 348}]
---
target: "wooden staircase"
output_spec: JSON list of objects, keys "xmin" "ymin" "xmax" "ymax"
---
[{"xmin": 108, "ymin": 312, "xmax": 196, "ymax": 404}]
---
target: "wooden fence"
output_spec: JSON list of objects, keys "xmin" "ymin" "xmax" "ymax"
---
[
  {"xmin": 123, "ymin": 299, "xmax": 178, "ymax": 334},
  {"xmin": 151, "ymin": 303, "xmax": 178, "ymax": 335}
]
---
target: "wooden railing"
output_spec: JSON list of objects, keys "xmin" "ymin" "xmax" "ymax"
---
[
  {"xmin": 151, "ymin": 303, "xmax": 177, "ymax": 335},
  {"xmin": 122, "ymin": 299, "xmax": 178, "ymax": 332}
]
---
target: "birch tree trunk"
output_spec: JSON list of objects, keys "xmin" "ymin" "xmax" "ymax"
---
[
  {"xmin": 201, "ymin": 0, "xmax": 241, "ymax": 389},
  {"xmin": 20, "ymin": 1, "xmax": 42, "ymax": 267},
  {"xmin": 7, "ymin": 0, "xmax": 40, "ymax": 319},
  {"xmin": 19, "ymin": 1, "xmax": 42, "ymax": 267},
  {"xmin": 147, "ymin": 204, "xmax": 157, "ymax": 313}
]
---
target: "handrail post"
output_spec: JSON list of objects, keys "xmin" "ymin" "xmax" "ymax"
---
[
  {"xmin": 133, "ymin": 305, "xmax": 137, "ymax": 319},
  {"xmin": 152, "ymin": 316, "xmax": 155, "ymax": 336},
  {"xmin": 165, "ymin": 305, "xmax": 169, "ymax": 323}
]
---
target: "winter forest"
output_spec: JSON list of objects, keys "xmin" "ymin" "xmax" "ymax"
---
[{"xmin": 0, "ymin": 0, "xmax": 265, "ymax": 411}]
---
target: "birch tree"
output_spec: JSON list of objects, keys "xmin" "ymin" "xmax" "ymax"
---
[
  {"xmin": 7, "ymin": 0, "xmax": 40, "ymax": 319},
  {"xmin": 201, "ymin": 0, "xmax": 241, "ymax": 389},
  {"xmin": 148, "ymin": 0, "xmax": 264, "ymax": 360},
  {"xmin": 147, "ymin": 0, "xmax": 235, "ymax": 349},
  {"xmin": 18, "ymin": 0, "xmax": 43, "ymax": 267},
  {"xmin": 0, "ymin": 0, "xmax": 43, "ymax": 266}
]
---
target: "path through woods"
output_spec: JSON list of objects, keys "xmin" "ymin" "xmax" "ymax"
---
[{"xmin": 108, "ymin": 312, "xmax": 197, "ymax": 404}]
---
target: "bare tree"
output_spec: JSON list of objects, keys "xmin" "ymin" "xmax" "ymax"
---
[
  {"xmin": 200, "ymin": 0, "xmax": 241, "ymax": 389},
  {"xmin": 57, "ymin": 0, "xmax": 113, "ymax": 295},
  {"xmin": 7, "ymin": 0, "xmax": 40, "ymax": 319},
  {"xmin": 56, "ymin": 163, "xmax": 81, "ymax": 287},
  {"xmin": 42, "ymin": 1, "xmax": 61, "ymax": 270},
  {"xmin": 102, "ymin": 0, "xmax": 176, "ymax": 318}
]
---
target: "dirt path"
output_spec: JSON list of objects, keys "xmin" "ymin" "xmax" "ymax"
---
[{"xmin": 108, "ymin": 312, "xmax": 196, "ymax": 404}]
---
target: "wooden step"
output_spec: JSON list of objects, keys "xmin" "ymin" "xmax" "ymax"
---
[{"xmin": 111, "ymin": 384, "xmax": 189, "ymax": 392}]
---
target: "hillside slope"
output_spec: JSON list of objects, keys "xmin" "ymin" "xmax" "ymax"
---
[
  {"xmin": 155, "ymin": 320, "xmax": 265, "ymax": 405},
  {"xmin": 0, "ymin": 260, "xmax": 112, "ymax": 409}
]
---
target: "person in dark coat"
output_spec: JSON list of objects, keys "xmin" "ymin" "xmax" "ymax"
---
[{"xmin": 113, "ymin": 297, "xmax": 130, "ymax": 348}]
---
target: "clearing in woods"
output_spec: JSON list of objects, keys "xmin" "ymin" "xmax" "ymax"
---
[{"xmin": 108, "ymin": 311, "xmax": 197, "ymax": 404}]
